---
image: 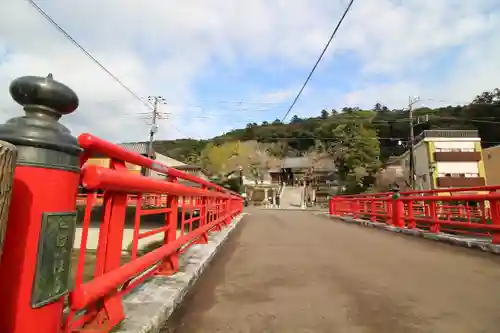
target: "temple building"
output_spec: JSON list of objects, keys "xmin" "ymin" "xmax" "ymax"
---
[{"xmin": 268, "ymin": 156, "xmax": 336, "ymax": 186}]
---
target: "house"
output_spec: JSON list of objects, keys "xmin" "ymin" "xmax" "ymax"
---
[
  {"xmin": 375, "ymin": 156, "xmax": 409, "ymax": 191},
  {"xmin": 383, "ymin": 130, "xmax": 487, "ymax": 191},
  {"xmin": 84, "ymin": 142, "xmax": 209, "ymax": 181},
  {"xmin": 268, "ymin": 156, "xmax": 336, "ymax": 185},
  {"xmin": 482, "ymin": 145, "xmax": 500, "ymax": 185}
]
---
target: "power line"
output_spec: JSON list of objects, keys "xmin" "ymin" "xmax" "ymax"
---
[
  {"xmin": 280, "ymin": 0, "xmax": 356, "ymax": 122},
  {"xmin": 432, "ymin": 115, "xmax": 500, "ymax": 125},
  {"xmin": 26, "ymin": 0, "xmax": 153, "ymax": 111},
  {"xmin": 244, "ymin": 137, "xmax": 500, "ymax": 145},
  {"xmin": 27, "ymin": 0, "xmax": 189, "ymax": 139}
]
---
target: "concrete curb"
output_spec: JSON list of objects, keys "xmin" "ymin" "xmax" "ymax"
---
[
  {"xmin": 115, "ymin": 213, "xmax": 247, "ymax": 333},
  {"xmin": 260, "ymin": 207, "xmax": 328, "ymax": 212},
  {"xmin": 319, "ymin": 213, "xmax": 500, "ymax": 255}
]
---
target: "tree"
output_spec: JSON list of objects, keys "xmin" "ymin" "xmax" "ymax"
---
[
  {"xmin": 199, "ymin": 140, "xmax": 278, "ymax": 183},
  {"xmin": 320, "ymin": 109, "xmax": 329, "ymax": 119},
  {"xmin": 473, "ymin": 88, "xmax": 500, "ymax": 105},
  {"xmin": 318, "ymin": 121, "xmax": 381, "ymax": 193},
  {"xmin": 290, "ymin": 115, "xmax": 302, "ymax": 124},
  {"xmin": 200, "ymin": 141, "xmax": 243, "ymax": 175},
  {"xmin": 153, "ymin": 85, "xmax": 500, "ymax": 193}
]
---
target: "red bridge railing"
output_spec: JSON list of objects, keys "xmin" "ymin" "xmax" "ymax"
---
[
  {"xmin": 0, "ymin": 75, "xmax": 244, "ymax": 333},
  {"xmin": 66, "ymin": 134, "xmax": 243, "ymax": 332},
  {"xmin": 329, "ymin": 186, "xmax": 500, "ymax": 243}
]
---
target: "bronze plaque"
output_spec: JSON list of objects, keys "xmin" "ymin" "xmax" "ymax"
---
[{"xmin": 32, "ymin": 212, "xmax": 77, "ymax": 308}]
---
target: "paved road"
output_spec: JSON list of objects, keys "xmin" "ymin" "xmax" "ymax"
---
[{"xmin": 163, "ymin": 209, "xmax": 500, "ymax": 333}]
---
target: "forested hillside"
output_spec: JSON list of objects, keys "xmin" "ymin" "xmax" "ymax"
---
[
  {"xmin": 153, "ymin": 88, "xmax": 500, "ymax": 193},
  {"xmin": 155, "ymin": 88, "xmax": 500, "ymax": 161}
]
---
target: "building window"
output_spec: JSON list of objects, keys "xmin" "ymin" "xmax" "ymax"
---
[
  {"xmin": 438, "ymin": 172, "xmax": 479, "ymax": 178},
  {"xmin": 435, "ymin": 148, "xmax": 475, "ymax": 152}
]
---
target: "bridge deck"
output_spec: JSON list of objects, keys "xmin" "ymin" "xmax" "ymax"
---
[{"xmin": 163, "ymin": 209, "xmax": 500, "ymax": 333}]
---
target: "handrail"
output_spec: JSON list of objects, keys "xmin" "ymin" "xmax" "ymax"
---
[
  {"xmin": 337, "ymin": 184, "xmax": 500, "ymax": 198},
  {"xmin": 82, "ymin": 165, "xmax": 229, "ymax": 198},
  {"xmin": 70, "ymin": 211, "xmax": 229, "ymax": 310},
  {"xmin": 78, "ymin": 133, "xmax": 238, "ymax": 196},
  {"xmin": 329, "ymin": 186, "xmax": 500, "ymax": 243}
]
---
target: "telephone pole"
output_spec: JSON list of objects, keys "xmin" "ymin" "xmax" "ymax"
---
[
  {"xmin": 146, "ymin": 96, "xmax": 167, "ymax": 159},
  {"xmin": 408, "ymin": 96, "xmax": 420, "ymax": 189}
]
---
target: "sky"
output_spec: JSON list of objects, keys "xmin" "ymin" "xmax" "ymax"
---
[{"xmin": 0, "ymin": 0, "xmax": 499, "ymax": 143}]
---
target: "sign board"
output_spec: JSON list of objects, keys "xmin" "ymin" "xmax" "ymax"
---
[{"xmin": 32, "ymin": 212, "xmax": 77, "ymax": 308}]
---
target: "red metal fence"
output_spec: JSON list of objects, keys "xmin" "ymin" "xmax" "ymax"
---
[
  {"xmin": 329, "ymin": 186, "xmax": 500, "ymax": 243},
  {"xmin": 0, "ymin": 74, "xmax": 242, "ymax": 333},
  {"xmin": 0, "ymin": 132, "xmax": 243, "ymax": 333},
  {"xmin": 64, "ymin": 134, "xmax": 243, "ymax": 332}
]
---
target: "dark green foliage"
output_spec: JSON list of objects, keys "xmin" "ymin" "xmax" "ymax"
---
[{"xmin": 148, "ymin": 89, "xmax": 500, "ymax": 193}]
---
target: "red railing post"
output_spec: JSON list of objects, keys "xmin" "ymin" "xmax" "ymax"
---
[
  {"xmin": 489, "ymin": 199, "xmax": 500, "ymax": 244},
  {"xmin": 391, "ymin": 194, "xmax": 404, "ymax": 228},
  {"xmin": 370, "ymin": 199, "xmax": 377, "ymax": 222},
  {"xmin": 329, "ymin": 197, "xmax": 335, "ymax": 215},
  {"xmin": 196, "ymin": 185, "xmax": 209, "ymax": 244},
  {"xmin": 429, "ymin": 201, "xmax": 440, "ymax": 233},
  {"xmin": 158, "ymin": 175, "xmax": 179, "ymax": 275},
  {"xmin": 0, "ymin": 75, "xmax": 81, "ymax": 333},
  {"xmin": 407, "ymin": 200, "xmax": 416, "ymax": 228}
]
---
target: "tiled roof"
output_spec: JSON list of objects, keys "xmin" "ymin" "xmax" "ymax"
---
[
  {"xmin": 281, "ymin": 157, "xmax": 311, "ymax": 169},
  {"xmin": 154, "ymin": 153, "xmax": 185, "ymax": 167},
  {"xmin": 118, "ymin": 142, "xmax": 150, "ymax": 155},
  {"xmin": 117, "ymin": 142, "xmax": 187, "ymax": 168}
]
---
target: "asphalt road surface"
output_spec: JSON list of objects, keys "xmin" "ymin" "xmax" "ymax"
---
[{"xmin": 163, "ymin": 209, "xmax": 500, "ymax": 333}]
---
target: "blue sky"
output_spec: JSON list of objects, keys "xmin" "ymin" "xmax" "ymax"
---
[{"xmin": 0, "ymin": 0, "xmax": 499, "ymax": 142}]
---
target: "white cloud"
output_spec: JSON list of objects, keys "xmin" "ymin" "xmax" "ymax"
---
[{"xmin": 0, "ymin": 0, "xmax": 499, "ymax": 141}]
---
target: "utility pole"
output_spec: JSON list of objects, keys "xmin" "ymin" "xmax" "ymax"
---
[
  {"xmin": 146, "ymin": 96, "xmax": 166, "ymax": 159},
  {"xmin": 408, "ymin": 96, "xmax": 420, "ymax": 189}
]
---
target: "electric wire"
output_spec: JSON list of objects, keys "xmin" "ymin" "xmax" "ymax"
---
[
  {"xmin": 27, "ymin": 0, "xmax": 188, "ymax": 138},
  {"xmin": 26, "ymin": 0, "xmax": 153, "ymax": 111},
  {"xmin": 280, "ymin": 0, "xmax": 356, "ymax": 122}
]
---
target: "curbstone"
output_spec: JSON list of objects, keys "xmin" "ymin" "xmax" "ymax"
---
[{"xmin": 325, "ymin": 213, "xmax": 500, "ymax": 255}]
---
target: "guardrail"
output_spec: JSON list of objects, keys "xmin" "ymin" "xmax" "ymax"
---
[
  {"xmin": 329, "ymin": 187, "xmax": 500, "ymax": 243},
  {"xmin": 0, "ymin": 74, "xmax": 243, "ymax": 333}
]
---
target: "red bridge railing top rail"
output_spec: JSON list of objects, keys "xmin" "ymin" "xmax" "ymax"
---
[
  {"xmin": 329, "ymin": 184, "xmax": 500, "ymax": 243},
  {"xmin": 336, "ymin": 184, "xmax": 500, "ymax": 199},
  {"xmin": 78, "ymin": 133, "xmax": 239, "ymax": 197}
]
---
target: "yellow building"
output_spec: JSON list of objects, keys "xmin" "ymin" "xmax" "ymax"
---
[
  {"xmin": 482, "ymin": 145, "xmax": 500, "ymax": 185},
  {"xmin": 383, "ymin": 130, "xmax": 486, "ymax": 193}
]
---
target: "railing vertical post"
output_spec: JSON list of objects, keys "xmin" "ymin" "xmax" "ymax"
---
[
  {"xmin": 407, "ymin": 200, "xmax": 416, "ymax": 228},
  {"xmin": 158, "ymin": 175, "xmax": 179, "ymax": 275},
  {"xmin": 391, "ymin": 193, "xmax": 404, "ymax": 228},
  {"xmin": 197, "ymin": 185, "xmax": 208, "ymax": 244},
  {"xmin": 370, "ymin": 199, "xmax": 377, "ymax": 222},
  {"xmin": 0, "ymin": 75, "xmax": 81, "ymax": 333},
  {"xmin": 489, "ymin": 199, "xmax": 500, "ymax": 244},
  {"xmin": 429, "ymin": 201, "xmax": 439, "ymax": 233}
]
